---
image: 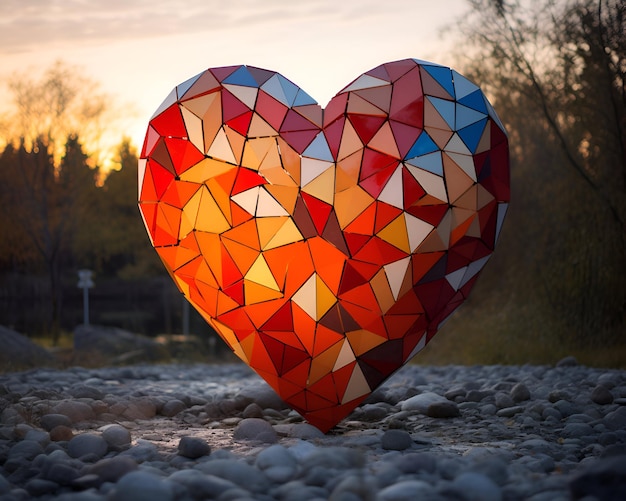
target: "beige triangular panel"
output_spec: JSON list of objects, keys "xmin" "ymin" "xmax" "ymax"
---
[
  {"xmin": 333, "ymin": 338, "xmax": 356, "ymax": 371},
  {"xmin": 342, "ymin": 74, "xmax": 390, "ymax": 92},
  {"xmin": 302, "ymin": 166, "xmax": 335, "ymax": 204},
  {"xmin": 301, "ymin": 157, "xmax": 333, "ymax": 186},
  {"xmin": 223, "ymin": 84, "xmax": 258, "ymax": 108},
  {"xmin": 292, "ymin": 274, "xmax": 316, "ymax": 319},
  {"xmin": 257, "ymin": 187, "xmax": 289, "ymax": 217},
  {"xmin": 405, "ymin": 213, "xmax": 434, "ymax": 252},
  {"xmin": 181, "ymin": 92, "xmax": 219, "ymax": 118},
  {"xmin": 208, "ymin": 128, "xmax": 236, "ymax": 164},
  {"xmin": 341, "ymin": 364, "xmax": 370, "ymax": 404},
  {"xmin": 445, "ymin": 133, "xmax": 471, "ymax": 155},
  {"xmin": 384, "ymin": 257, "xmax": 411, "ymax": 301},
  {"xmin": 231, "ymin": 186, "xmax": 259, "ymax": 215},
  {"xmin": 181, "ymin": 106, "xmax": 204, "ymax": 152},
  {"xmin": 377, "ymin": 165, "xmax": 403, "ymax": 209},
  {"xmin": 405, "ymin": 164, "xmax": 448, "ymax": 203}
]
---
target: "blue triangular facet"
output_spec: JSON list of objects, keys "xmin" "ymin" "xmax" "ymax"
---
[
  {"xmin": 427, "ymin": 96, "xmax": 455, "ymax": 129},
  {"xmin": 404, "ymin": 151, "xmax": 443, "ymax": 176},
  {"xmin": 451, "ymin": 70, "xmax": 479, "ymax": 99},
  {"xmin": 293, "ymin": 89, "xmax": 317, "ymax": 106},
  {"xmin": 277, "ymin": 74, "xmax": 299, "ymax": 107},
  {"xmin": 405, "ymin": 132, "xmax": 439, "ymax": 159},
  {"xmin": 456, "ymin": 104, "xmax": 487, "ymax": 129},
  {"xmin": 458, "ymin": 118, "xmax": 488, "ymax": 153},
  {"xmin": 223, "ymin": 66, "xmax": 259, "ymax": 87},
  {"xmin": 177, "ymin": 71, "xmax": 203, "ymax": 99},
  {"xmin": 261, "ymin": 74, "xmax": 289, "ymax": 106},
  {"xmin": 458, "ymin": 90, "xmax": 488, "ymax": 114},
  {"xmin": 302, "ymin": 132, "xmax": 333, "ymax": 161},
  {"xmin": 423, "ymin": 65, "xmax": 455, "ymax": 98}
]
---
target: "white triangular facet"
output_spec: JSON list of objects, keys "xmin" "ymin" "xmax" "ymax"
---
[
  {"xmin": 342, "ymin": 74, "xmax": 389, "ymax": 93},
  {"xmin": 256, "ymin": 187, "xmax": 289, "ymax": 217},
  {"xmin": 377, "ymin": 165, "xmax": 403, "ymax": 209},
  {"xmin": 445, "ymin": 133, "xmax": 471, "ymax": 154},
  {"xmin": 223, "ymin": 84, "xmax": 258, "ymax": 109},
  {"xmin": 300, "ymin": 157, "xmax": 333, "ymax": 186},
  {"xmin": 292, "ymin": 274, "xmax": 316, "ymax": 319},
  {"xmin": 406, "ymin": 165, "xmax": 448, "ymax": 202},
  {"xmin": 405, "ymin": 213, "xmax": 435, "ymax": 252},
  {"xmin": 341, "ymin": 364, "xmax": 370, "ymax": 404},
  {"xmin": 384, "ymin": 257, "xmax": 411, "ymax": 300},
  {"xmin": 446, "ymin": 152, "xmax": 477, "ymax": 181},
  {"xmin": 231, "ymin": 187, "xmax": 259, "ymax": 215},
  {"xmin": 333, "ymin": 338, "xmax": 356, "ymax": 371}
]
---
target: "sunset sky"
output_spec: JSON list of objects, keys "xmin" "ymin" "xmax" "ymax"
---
[{"xmin": 0, "ymin": 0, "xmax": 469, "ymax": 166}]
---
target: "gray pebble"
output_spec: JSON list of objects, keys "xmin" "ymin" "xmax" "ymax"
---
[
  {"xmin": 381, "ymin": 429, "xmax": 413, "ymax": 451},
  {"xmin": 68, "ymin": 433, "xmax": 108, "ymax": 459},
  {"xmin": 401, "ymin": 392, "xmax": 449, "ymax": 413},
  {"xmin": 110, "ymin": 470, "xmax": 174, "ymax": 501},
  {"xmin": 233, "ymin": 418, "xmax": 277, "ymax": 443},
  {"xmin": 40, "ymin": 413, "xmax": 72, "ymax": 431},
  {"xmin": 178, "ymin": 436, "xmax": 211, "ymax": 459},
  {"xmin": 161, "ymin": 399, "xmax": 186, "ymax": 417},
  {"xmin": 87, "ymin": 456, "xmax": 138, "ymax": 483},
  {"xmin": 510, "ymin": 382, "xmax": 531, "ymax": 402},
  {"xmin": 427, "ymin": 400, "xmax": 461, "ymax": 418},
  {"xmin": 100, "ymin": 424, "xmax": 131, "ymax": 451},
  {"xmin": 591, "ymin": 385, "xmax": 614, "ymax": 405},
  {"xmin": 379, "ymin": 480, "xmax": 438, "ymax": 500},
  {"xmin": 168, "ymin": 469, "xmax": 236, "ymax": 499},
  {"xmin": 450, "ymin": 472, "xmax": 502, "ymax": 501},
  {"xmin": 196, "ymin": 458, "xmax": 270, "ymax": 493},
  {"xmin": 256, "ymin": 444, "xmax": 298, "ymax": 482}
]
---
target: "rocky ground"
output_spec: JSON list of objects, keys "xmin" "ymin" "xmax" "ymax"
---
[{"xmin": 1, "ymin": 358, "xmax": 625, "ymax": 500}]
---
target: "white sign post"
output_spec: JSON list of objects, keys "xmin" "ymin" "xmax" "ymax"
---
[{"xmin": 77, "ymin": 269, "xmax": 94, "ymax": 326}]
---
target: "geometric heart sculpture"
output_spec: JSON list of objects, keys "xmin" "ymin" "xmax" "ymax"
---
[{"xmin": 138, "ymin": 59, "xmax": 510, "ymax": 432}]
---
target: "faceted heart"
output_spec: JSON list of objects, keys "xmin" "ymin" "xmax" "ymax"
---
[{"xmin": 138, "ymin": 59, "xmax": 510, "ymax": 432}]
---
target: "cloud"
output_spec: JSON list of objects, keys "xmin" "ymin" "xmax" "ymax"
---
[{"xmin": 0, "ymin": 0, "xmax": 387, "ymax": 54}]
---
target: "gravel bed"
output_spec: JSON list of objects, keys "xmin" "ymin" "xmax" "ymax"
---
[{"xmin": 1, "ymin": 359, "xmax": 625, "ymax": 500}]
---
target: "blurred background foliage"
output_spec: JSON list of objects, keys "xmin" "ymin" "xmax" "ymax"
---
[{"xmin": 0, "ymin": 0, "xmax": 623, "ymax": 367}]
